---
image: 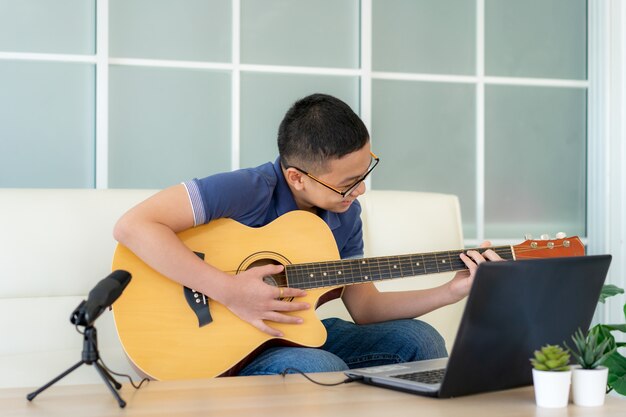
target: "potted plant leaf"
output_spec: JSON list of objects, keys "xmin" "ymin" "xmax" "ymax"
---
[
  {"xmin": 565, "ymin": 327, "xmax": 615, "ymax": 406},
  {"xmin": 530, "ymin": 344, "xmax": 572, "ymax": 408},
  {"xmin": 592, "ymin": 284, "xmax": 626, "ymax": 396}
]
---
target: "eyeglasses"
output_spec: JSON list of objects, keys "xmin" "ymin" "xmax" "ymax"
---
[{"xmin": 283, "ymin": 151, "xmax": 380, "ymax": 197}]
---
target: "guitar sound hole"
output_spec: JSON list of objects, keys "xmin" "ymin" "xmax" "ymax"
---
[
  {"xmin": 262, "ymin": 275, "xmax": 278, "ymax": 287},
  {"xmin": 247, "ymin": 259, "xmax": 288, "ymax": 289}
]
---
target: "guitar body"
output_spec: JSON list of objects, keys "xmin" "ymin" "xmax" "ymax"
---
[{"xmin": 112, "ymin": 211, "xmax": 342, "ymax": 380}]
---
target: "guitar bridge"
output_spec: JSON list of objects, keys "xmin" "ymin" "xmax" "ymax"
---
[
  {"xmin": 182, "ymin": 251, "xmax": 213, "ymax": 327},
  {"xmin": 184, "ymin": 286, "xmax": 213, "ymax": 327}
]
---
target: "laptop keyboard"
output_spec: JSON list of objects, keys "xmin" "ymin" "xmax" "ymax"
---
[{"xmin": 391, "ymin": 368, "xmax": 446, "ymax": 385}]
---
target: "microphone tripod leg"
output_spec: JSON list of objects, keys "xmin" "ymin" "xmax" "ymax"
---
[
  {"xmin": 26, "ymin": 360, "xmax": 85, "ymax": 401},
  {"xmin": 96, "ymin": 362, "xmax": 123, "ymax": 390},
  {"xmin": 94, "ymin": 362, "xmax": 126, "ymax": 408},
  {"xmin": 26, "ymin": 326, "xmax": 128, "ymax": 408}
]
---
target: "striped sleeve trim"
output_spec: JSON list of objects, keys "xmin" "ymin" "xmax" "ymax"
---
[{"xmin": 182, "ymin": 180, "xmax": 206, "ymax": 226}]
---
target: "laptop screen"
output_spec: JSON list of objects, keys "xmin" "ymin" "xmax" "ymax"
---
[{"xmin": 346, "ymin": 255, "xmax": 611, "ymax": 398}]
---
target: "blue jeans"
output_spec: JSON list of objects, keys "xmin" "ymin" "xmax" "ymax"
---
[{"xmin": 238, "ymin": 318, "xmax": 448, "ymax": 376}]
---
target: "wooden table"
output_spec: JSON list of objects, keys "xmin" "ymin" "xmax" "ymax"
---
[{"xmin": 2, "ymin": 373, "xmax": 624, "ymax": 417}]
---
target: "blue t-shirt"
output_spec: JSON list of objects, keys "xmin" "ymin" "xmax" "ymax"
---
[{"xmin": 183, "ymin": 158, "xmax": 364, "ymax": 259}]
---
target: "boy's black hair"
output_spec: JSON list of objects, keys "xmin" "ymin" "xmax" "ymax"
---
[{"xmin": 278, "ymin": 93, "xmax": 369, "ymax": 173}]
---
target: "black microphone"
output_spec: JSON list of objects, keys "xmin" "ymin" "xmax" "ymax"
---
[{"xmin": 71, "ymin": 270, "xmax": 132, "ymax": 326}]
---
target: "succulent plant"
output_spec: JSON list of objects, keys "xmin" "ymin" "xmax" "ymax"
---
[
  {"xmin": 565, "ymin": 327, "xmax": 616, "ymax": 370},
  {"xmin": 530, "ymin": 344, "xmax": 571, "ymax": 371}
]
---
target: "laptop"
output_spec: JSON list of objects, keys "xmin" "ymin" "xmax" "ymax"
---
[{"xmin": 345, "ymin": 255, "xmax": 612, "ymax": 398}]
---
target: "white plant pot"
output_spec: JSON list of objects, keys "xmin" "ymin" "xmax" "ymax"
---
[
  {"xmin": 571, "ymin": 366, "xmax": 609, "ymax": 407},
  {"xmin": 532, "ymin": 368, "xmax": 572, "ymax": 408}
]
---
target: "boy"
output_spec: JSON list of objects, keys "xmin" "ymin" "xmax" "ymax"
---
[{"xmin": 114, "ymin": 93, "xmax": 501, "ymax": 376}]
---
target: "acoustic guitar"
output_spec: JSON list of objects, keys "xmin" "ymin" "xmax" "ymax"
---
[{"xmin": 111, "ymin": 210, "xmax": 584, "ymax": 380}]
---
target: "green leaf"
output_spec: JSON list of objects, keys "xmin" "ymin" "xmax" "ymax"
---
[
  {"xmin": 546, "ymin": 359, "xmax": 561, "ymax": 368},
  {"xmin": 572, "ymin": 330, "xmax": 586, "ymax": 352},
  {"xmin": 604, "ymin": 352, "xmax": 626, "ymax": 396},
  {"xmin": 565, "ymin": 327, "xmax": 616, "ymax": 368},
  {"xmin": 603, "ymin": 324, "xmax": 626, "ymax": 333},
  {"xmin": 531, "ymin": 345, "xmax": 570, "ymax": 370},
  {"xmin": 594, "ymin": 325, "xmax": 618, "ymax": 351},
  {"xmin": 530, "ymin": 358, "xmax": 548, "ymax": 371},
  {"xmin": 534, "ymin": 351, "xmax": 546, "ymax": 362},
  {"xmin": 593, "ymin": 284, "xmax": 626, "ymax": 395},
  {"xmin": 599, "ymin": 284, "xmax": 624, "ymax": 303},
  {"xmin": 591, "ymin": 355, "xmax": 611, "ymax": 369},
  {"xmin": 591, "ymin": 344, "xmax": 616, "ymax": 368},
  {"xmin": 597, "ymin": 337, "xmax": 612, "ymax": 353}
]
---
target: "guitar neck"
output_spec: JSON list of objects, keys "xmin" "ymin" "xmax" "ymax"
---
[{"xmin": 284, "ymin": 246, "xmax": 515, "ymax": 290}]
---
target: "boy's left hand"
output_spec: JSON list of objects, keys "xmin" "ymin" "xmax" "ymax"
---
[{"xmin": 448, "ymin": 241, "xmax": 503, "ymax": 302}]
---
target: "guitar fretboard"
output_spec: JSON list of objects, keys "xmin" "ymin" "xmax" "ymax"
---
[{"xmin": 284, "ymin": 246, "xmax": 514, "ymax": 290}]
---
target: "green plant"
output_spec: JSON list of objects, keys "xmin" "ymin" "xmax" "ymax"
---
[
  {"xmin": 530, "ymin": 344, "xmax": 571, "ymax": 371},
  {"xmin": 593, "ymin": 284, "xmax": 626, "ymax": 395},
  {"xmin": 565, "ymin": 327, "xmax": 615, "ymax": 369}
]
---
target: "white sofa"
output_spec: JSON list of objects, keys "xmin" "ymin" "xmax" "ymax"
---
[{"xmin": 0, "ymin": 188, "xmax": 464, "ymax": 389}]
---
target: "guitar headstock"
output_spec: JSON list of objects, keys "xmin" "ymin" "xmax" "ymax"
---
[{"xmin": 512, "ymin": 234, "xmax": 585, "ymax": 259}]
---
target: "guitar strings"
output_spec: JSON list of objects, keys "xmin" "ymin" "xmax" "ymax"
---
[
  {"xmin": 217, "ymin": 243, "xmax": 576, "ymax": 289},
  {"xmin": 285, "ymin": 247, "xmax": 512, "ymax": 286},
  {"xmin": 283, "ymin": 244, "xmax": 574, "ymax": 289}
]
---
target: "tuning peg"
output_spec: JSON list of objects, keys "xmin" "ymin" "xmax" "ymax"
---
[
  {"xmin": 524, "ymin": 234, "xmax": 533, "ymax": 240},
  {"xmin": 555, "ymin": 232, "xmax": 566, "ymax": 239},
  {"xmin": 540, "ymin": 234, "xmax": 550, "ymax": 240}
]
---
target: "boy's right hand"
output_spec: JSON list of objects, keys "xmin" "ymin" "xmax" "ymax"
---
[{"xmin": 221, "ymin": 264, "xmax": 309, "ymax": 337}]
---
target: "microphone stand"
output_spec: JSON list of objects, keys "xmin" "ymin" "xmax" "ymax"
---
[{"xmin": 26, "ymin": 325, "xmax": 127, "ymax": 408}]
